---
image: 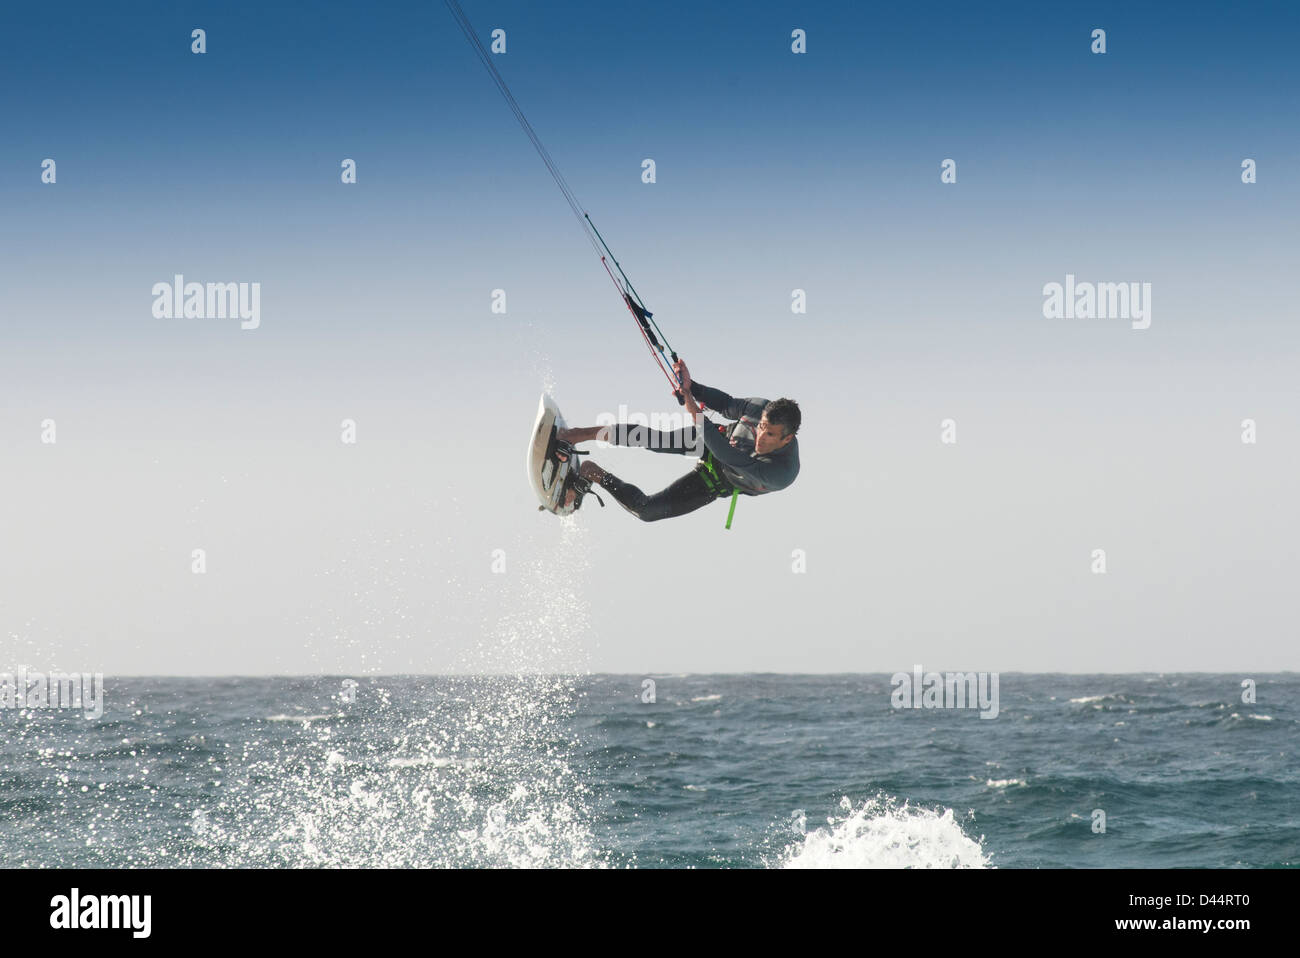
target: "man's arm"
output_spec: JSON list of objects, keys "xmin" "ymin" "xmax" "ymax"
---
[
  {"xmin": 689, "ymin": 381, "xmax": 746, "ymax": 420},
  {"xmin": 692, "ymin": 383, "xmax": 770, "ymax": 424},
  {"xmin": 674, "ymin": 358, "xmax": 767, "ymax": 423}
]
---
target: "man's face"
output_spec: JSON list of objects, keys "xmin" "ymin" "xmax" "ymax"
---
[{"xmin": 754, "ymin": 414, "xmax": 793, "ymax": 455}]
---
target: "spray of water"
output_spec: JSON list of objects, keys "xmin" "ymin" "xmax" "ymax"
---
[
  {"xmin": 181, "ymin": 499, "xmax": 602, "ymax": 867},
  {"xmin": 775, "ymin": 795, "xmax": 991, "ymax": 869}
]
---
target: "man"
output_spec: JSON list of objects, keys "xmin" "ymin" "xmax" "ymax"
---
[{"xmin": 558, "ymin": 359, "xmax": 800, "ymax": 522}]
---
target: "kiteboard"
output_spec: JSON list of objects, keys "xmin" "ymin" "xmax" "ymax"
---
[{"xmin": 528, "ymin": 393, "xmax": 597, "ymax": 515}]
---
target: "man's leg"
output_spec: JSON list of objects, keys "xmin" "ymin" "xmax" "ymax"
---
[
  {"xmin": 559, "ymin": 423, "xmax": 699, "ymax": 457},
  {"xmin": 579, "ymin": 461, "xmax": 716, "ymax": 522}
]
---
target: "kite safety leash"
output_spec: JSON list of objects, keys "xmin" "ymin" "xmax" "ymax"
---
[
  {"xmin": 725, "ymin": 490, "xmax": 739, "ymax": 530},
  {"xmin": 700, "ymin": 450, "xmax": 741, "ymax": 530}
]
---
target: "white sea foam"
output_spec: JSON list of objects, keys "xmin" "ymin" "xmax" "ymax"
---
[
  {"xmin": 777, "ymin": 795, "xmax": 990, "ymax": 869},
  {"xmin": 986, "ymin": 778, "xmax": 1026, "ymax": 789},
  {"xmin": 265, "ymin": 713, "xmax": 336, "ymax": 722},
  {"xmin": 385, "ymin": 755, "xmax": 464, "ymax": 769}
]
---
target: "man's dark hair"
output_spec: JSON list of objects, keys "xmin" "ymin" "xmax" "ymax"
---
[{"xmin": 764, "ymin": 398, "xmax": 801, "ymax": 436}]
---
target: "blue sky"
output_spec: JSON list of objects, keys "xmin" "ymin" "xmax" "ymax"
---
[{"xmin": 1, "ymin": 1, "xmax": 1297, "ymax": 674}]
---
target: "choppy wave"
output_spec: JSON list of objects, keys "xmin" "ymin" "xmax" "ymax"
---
[
  {"xmin": 2, "ymin": 671, "xmax": 1297, "ymax": 867},
  {"xmin": 777, "ymin": 796, "xmax": 990, "ymax": 869}
]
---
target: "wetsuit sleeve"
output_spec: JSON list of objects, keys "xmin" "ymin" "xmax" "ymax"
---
[{"xmin": 689, "ymin": 381, "xmax": 748, "ymax": 420}]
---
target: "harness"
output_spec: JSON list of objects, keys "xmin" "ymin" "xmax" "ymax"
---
[{"xmin": 698, "ymin": 450, "xmax": 741, "ymax": 530}]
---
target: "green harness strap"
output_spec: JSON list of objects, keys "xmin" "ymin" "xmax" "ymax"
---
[{"xmin": 700, "ymin": 452, "xmax": 740, "ymax": 530}]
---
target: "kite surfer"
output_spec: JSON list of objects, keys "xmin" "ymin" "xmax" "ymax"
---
[
  {"xmin": 559, "ymin": 360, "xmax": 800, "ymax": 523},
  {"xmin": 445, "ymin": 1, "xmax": 800, "ymax": 527}
]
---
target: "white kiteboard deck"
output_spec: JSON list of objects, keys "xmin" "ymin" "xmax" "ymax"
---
[{"xmin": 528, "ymin": 393, "xmax": 592, "ymax": 516}]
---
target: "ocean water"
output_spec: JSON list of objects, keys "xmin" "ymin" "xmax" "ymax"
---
[{"xmin": 3, "ymin": 672, "xmax": 1295, "ymax": 868}]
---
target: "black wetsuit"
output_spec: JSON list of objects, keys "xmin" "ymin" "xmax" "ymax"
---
[{"xmin": 597, "ymin": 382, "xmax": 800, "ymax": 522}]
